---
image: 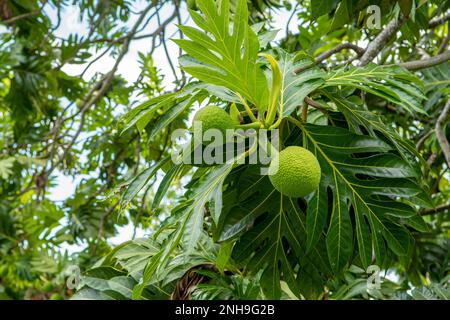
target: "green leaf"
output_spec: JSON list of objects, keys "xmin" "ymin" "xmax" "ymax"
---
[
  {"xmin": 306, "ymin": 181, "xmax": 328, "ymax": 252},
  {"xmin": 152, "ymin": 164, "xmax": 184, "ymax": 210},
  {"xmin": 216, "ymin": 241, "xmax": 234, "ymax": 274},
  {"xmin": 175, "ymin": 0, "xmax": 269, "ymax": 111},
  {"xmin": 354, "ymin": 200, "xmax": 372, "ymax": 268},
  {"xmin": 134, "ymin": 157, "xmax": 244, "ymax": 299},
  {"xmin": 219, "ymin": 167, "xmax": 331, "ymax": 299},
  {"xmin": 330, "ymin": 0, "xmax": 351, "ymax": 31},
  {"xmin": 0, "ymin": 157, "xmax": 15, "ymax": 180},
  {"xmin": 234, "ymin": 195, "xmax": 333, "ymax": 299},
  {"xmin": 326, "ymin": 185, "xmax": 353, "ymax": 272},
  {"xmin": 114, "ymin": 238, "xmax": 161, "ymax": 278},
  {"xmin": 147, "ymin": 97, "xmax": 193, "ymax": 141},
  {"xmin": 323, "ymin": 64, "xmax": 427, "ymax": 114},
  {"xmin": 328, "ymin": 95, "xmax": 425, "ymax": 171},
  {"xmin": 277, "ymin": 51, "xmax": 325, "ymax": 118},
  {"xmin": 311, "ymin": 0, "xmax": 339, "ymax": 19},
  {"xmin": 119, "ymin": 157, "xmax": 169, "ymax": 210},
  {"xmin": 399, "ymin": 0, "xmax": 413, "ymax": 17},
  {"xmin": 120, "ymin": 93, "xmax": 177, "ymax": 135},
  {"xmin": 297, "ymin": 123, "xmax": 423, "ymax": 270}
]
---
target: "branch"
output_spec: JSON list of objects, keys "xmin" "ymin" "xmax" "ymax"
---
[
  {"xmin": 314, "ymin": 43, "xmax": 365, "ymax": 63},
  {"xmin": 395, "ymin": 51, "xmax": 450, "ymax": 70},
  {"xmin": 1, "ymin": 8, "xmax": 42, "ymax": 24},
  {"xmin": 92, "ymin": 199, "xmax": 120, "ymax": 255},
  {"xmin": 421, "ymin": 203, "xmax": 450, "ymax": 216},
  {"xmin": 44, "ymin": 3, "xmax": 156, "ymax": 178},
  {"xmin": 92, "ymin": 8, "xmax": 178, "ymax": 45},
  {"xmin": 438, "ymin": 27, "xmax": 450, "ymax": 54},
  {"xmin": 294, "ymin": 43, "xmax": 365, "ymax": 74},
  {"xmin": 416, "ymin": 130, "xmax": 433, "ymax": 150},
  {"xmin": 285, "ymin": 3, "xmax": 299, "ymax": 38},
  {"xmin": 304, "ymin": 96, "xmax": 327, "ymax": 113},
  {"xmin": 435, "ymin": 99, "xmax": 450, "ymax": 168},
  {"xmin": 359, "ymin": 14, "xmax": 407, "ymax": 66},
  {"xmin": 429, "ymin": 11, "xmax": 450, "ymax": 28}
]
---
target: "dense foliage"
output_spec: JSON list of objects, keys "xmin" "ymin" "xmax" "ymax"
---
[{"xmin": 0, "ymin": 0, "xmax": 449, "ymax": 300}]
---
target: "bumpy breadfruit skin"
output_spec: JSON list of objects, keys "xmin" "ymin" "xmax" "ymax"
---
[
  {"xmin": 268, "ymin": 146, "xmax": 321, "ymax": 198},
  {"xmin": 192, "ymin": 105, "xmax": 235, "ymax": 136}
]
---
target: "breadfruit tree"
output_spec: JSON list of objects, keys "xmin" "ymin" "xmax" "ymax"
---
[{"xmin": 0, "ymin": 0, "xmax": 449, "ymax": 300}]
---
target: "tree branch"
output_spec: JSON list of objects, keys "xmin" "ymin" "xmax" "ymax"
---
[
  {"xmin": 395, "ymin": 51, "xmax": 450, "ymax": 70},
  {"xmin": 421, "ymin": 203, "xmax": 450, "ymax": 216},
  {"xmin": 359, "ymin": 14, "xmax": 407, "ymax": 66},
  {"xmin": 416, "ymin": 130, "xmax": 433, "ymax": 150},
  {"xmin": 1, "ymin": 1, "xmax": 46, "ymax": 25},
  {"xmin": 304, "ymin": 96, "xmax": 327, "ymax": 113},
  {"xmin": 314, "ymin": 43, "xmax": 365, "ymax": 63},
  {"xmin": 429, "ymin": 11, "xmax": 450, "ymax": 28},
  {"xmin": 294, "ymin": 43, "xmax": 365, "ymax": 74},
  {"xmin": 44, "ymin": 3, "xmax": 156, "ymax": 179},
  {"xmin": 438, "ymin": 22, "xmax": 450, "ymax": 54},
  {"xmin": 435, "ymin": 99, "xmax": 450, "ymax": 168}
]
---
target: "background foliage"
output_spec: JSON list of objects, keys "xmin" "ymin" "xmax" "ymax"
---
[{"xmin": 0, "ymin": 0, "xmax": 449, "ymax": 300}]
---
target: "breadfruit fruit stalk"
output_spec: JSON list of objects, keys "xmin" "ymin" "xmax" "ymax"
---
[{"xmin": 268, "ymin": 146, "xmax": 321, "ymax": 197}]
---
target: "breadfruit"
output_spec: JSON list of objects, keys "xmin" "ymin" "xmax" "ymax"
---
[
  {"xmin": 268, "ymin": 146, "xmax": 321, "ymax": 197},
  {"xmin": 192, "ymin": 105, "xmax": 235, "ymax": 138}
]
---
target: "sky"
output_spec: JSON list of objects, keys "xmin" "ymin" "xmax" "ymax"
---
[{"xmin": 39, "ymin": 1, "xmax": 300, "ymax": 246}]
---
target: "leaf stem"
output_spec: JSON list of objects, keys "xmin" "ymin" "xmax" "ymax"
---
[
  {"xmin": 235, "ymin": 122, "xmax": 263, "ymax": 129},
  {"xmin": 236, "ymin": 92, "xmax": 258, "ymax": 123},
  {"xmin": 287, "ymin": 116, "xmax": 303, "ymax": 128},
  {"xmin": 301, "ymin": 103, "xmax": 308, "ymax": 122},
  {"xmin": 259, "ymin": 53, "xmax": 282, "ymax": 127}
]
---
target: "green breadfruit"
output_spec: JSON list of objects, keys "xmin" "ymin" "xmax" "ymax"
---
[
  {"xmin": 268, "ymin": 146, "xmax": 321, "ymax": 198},
  {"xmin": 192, "ymin": 105, "xmax": 236, "ymax": 138}
]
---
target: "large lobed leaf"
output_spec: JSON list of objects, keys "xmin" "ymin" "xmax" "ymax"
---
[
  {"xmin": 276, "ymin": 50, "xmax": 326, "ymax": 117},
  {"xmin": 299, "ymin": 123, "xmax": 429, "ymax": 271},
  {"xmin": 216, "ymin": 166, "xmax": 331, "ymax": 299},
  {"xmin": 174, "ymin": 0, "xmax": 269, "ymax": 111},
  {"xmin": 323, "ymin": 64, "xmax": 426, "ymax": 113},
  {"xmin": 322, "ymin": 64, "xmax": 427, "ymax": 114}
]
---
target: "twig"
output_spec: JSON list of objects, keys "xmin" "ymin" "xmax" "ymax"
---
[
  {"xmin": 301, "ymin": 103, "xmax": 308, "ymax": 122},
  {"xmin": 438, "ymin": 22, "xmax": 450, "ymax": 54},
  {"xmin": 359, "ymin": 14, "xmax": 407, "ymax": 66},
  {"xmin": 314, "ymin": 43, "xmax": 365, "ymax": 64},
  {"xmin": 92, "ymin": 8, "xmax": 178, "ymax": 45},
  {"xmin": 92, "ymin": 199, "xmax": 120, "ymax": 255},
  {"xmin": 294, "ymin": 43, "xmax": 365, "ymax": 74},
  {"xmin": 429, "ymin": 11, "xmax": 450, "ymax": 28},
  {"xmin": 1, "ymin": 1, "xmax": 47, "ymax": 25},
  {"xmin": 45, "ymin": 3, "xmax": 156, "ymax": 179},
  {"xmin": 416, "ymin": 130, "xmax": 433, "ymax": 150},
  {"xmin": 285, "ymin": 3, "xmax": 299, "ymax": 38},
  {"xmin": 421, "ymin": 203, "xmax": 450, "ymax": 216},
  {"xmin": 396, "ymin": 51, "xmax": 450, "ymax": 70},
  {"xmin": 304, "ymin": 96, "xmax": 327, "ymax": 113},
  {"xmin": 435, "ymin": 99, "xmax": 450, "ymax": 168}
]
